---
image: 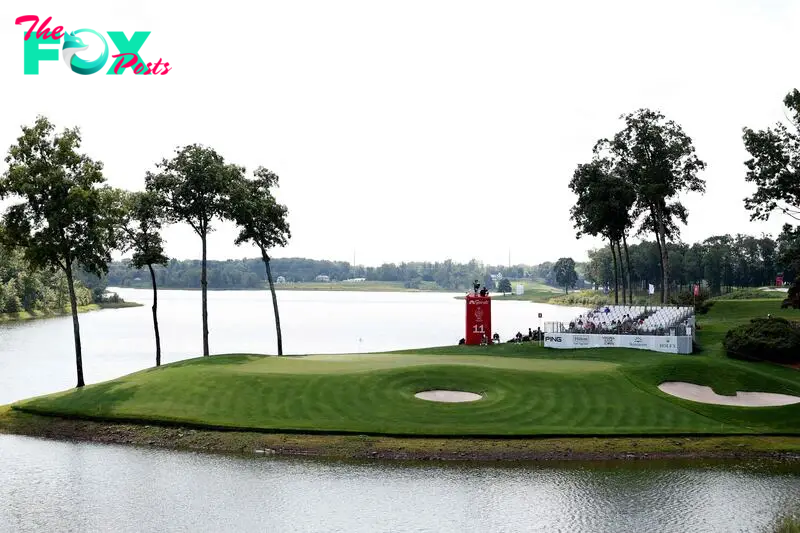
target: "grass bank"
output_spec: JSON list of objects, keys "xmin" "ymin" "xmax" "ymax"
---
[
  {"xmin": 2, "ymin": 406, "xmax": 798, "ymax": 461},
  {"xmin": 0, "ymin": 301, "xmax": 141, "ymax": 323},
  {"xmin": 3, "ymin": 298, "xmax": 799, "ymax": 459}
]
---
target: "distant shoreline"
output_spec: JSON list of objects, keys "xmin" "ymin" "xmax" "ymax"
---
[
  {"xmin": 0, "ymin": 301, "xmax": 141, "ymax": 323},
  {"xmin": 109, "ymin": 283, "xmax": 460, "ymax": 293},
  {"xmin": 109, "ymin": 283, "xmax": 569, "ymax": 302}
]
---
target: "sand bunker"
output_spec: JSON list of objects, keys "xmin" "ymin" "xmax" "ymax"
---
[
  {"xmin": 659, "ymin": 382, "xmax": 800, "ymax": 407},
  {"xmin": 414, "ymin": 390, "xmax": 482, "ymax": 403}
]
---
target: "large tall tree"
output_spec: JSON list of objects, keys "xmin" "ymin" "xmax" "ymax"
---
[
  {"xmin": 598, "ymin": 109, "xmax": 707, "ymax": 304},
  {"xmin": 146, "ymin": 145, "xmax": 238, "ymax": 357},
  {"xmin": 227, "ymin": 167, "xmax": 290, "ymax": 355},
  {"xmin": 777, "ymin": 225, "xmax": 800, "ymax": 282},
  {"xmin": 743, "ymin": 89, "xmax": 800, "ymax": 224},
  {"xmin": 569, "ymin": 159, "xmax": 635, "ymax": 304},
  {"xmin": 552, "ymin": 257, "xmax": 578, "ymax": 294},
  {"xmin": 742, "ymin": 88, "xmax": 800, "ymax": 299},
  {"xmin": 118, "ymin": 190, "xmax": 169, "ymax": 366},
  {"xmin": 0, "ymin": 116, "xmax": 119, "ymax": 387}
]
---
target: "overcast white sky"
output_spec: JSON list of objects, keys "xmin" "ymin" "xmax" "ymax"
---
[{"xmin": 1, "ymin": 0, "xmax": 798, "ymax": 266}]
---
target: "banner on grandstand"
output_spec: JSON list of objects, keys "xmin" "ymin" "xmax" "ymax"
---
[{"xmin": 543, "ymin": 334, "xmax": 691, "ymax": 354}]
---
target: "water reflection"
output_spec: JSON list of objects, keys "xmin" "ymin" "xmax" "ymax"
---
[{"xmin": 1, "ymin": 436, "xmax": 798, "ymax": 533}]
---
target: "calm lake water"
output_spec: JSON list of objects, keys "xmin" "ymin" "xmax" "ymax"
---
[{"xmin": 1, "ymin": 289, "xmax": 798, "ymax": 532}]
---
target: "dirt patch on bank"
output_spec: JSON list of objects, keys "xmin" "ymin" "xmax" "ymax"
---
[{"xmin": 1, "ymin": 408, "xmax": 799, "ymax": 462}]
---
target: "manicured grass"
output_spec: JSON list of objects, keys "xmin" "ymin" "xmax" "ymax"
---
[
  {"xmin": 11, "ymin": 298, "xmax": 800, "ymax": 437},
  {"xmin": 712, "ymin": 288, "xmax": 787, "ymax": 300},
  {"xmin": 454, "ymin": 281, "xmax": 563, "ymax": 303}
]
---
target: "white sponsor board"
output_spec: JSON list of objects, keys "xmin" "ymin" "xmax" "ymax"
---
[{"xmin": 543, "ymin": 334, "xmax": 692, "ymax": 354}]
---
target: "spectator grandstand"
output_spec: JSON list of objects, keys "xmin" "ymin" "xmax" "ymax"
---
[{"xmin": 563, "ymin": 305, "xmax": 694, "ymax": 336}]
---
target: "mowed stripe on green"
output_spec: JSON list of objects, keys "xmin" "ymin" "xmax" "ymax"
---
[{"xmin": 215, "ymin": 354, "xmax": 618, "ymax": 374}]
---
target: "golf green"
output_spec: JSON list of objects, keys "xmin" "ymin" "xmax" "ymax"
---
[{"xmin": 12, "ymin": 300, "xmax": 800, "ymax": 437}]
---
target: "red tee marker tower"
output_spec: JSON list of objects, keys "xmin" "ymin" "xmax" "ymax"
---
[{"xmin": 465, "ymin": 294, "xmax": 492, "ymax": 345}]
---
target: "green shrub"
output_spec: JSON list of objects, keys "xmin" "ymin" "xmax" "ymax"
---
[
  {"xmin": 549, "ymin": 291, "xmax": 609, "ymax": 307},
  {"xmin": 549, "ymin": 290, "xmax": 651, "ymax": 307},
  {"xmin": 670, "ymin": 289, "xmax": 714, "ymax": 314},
  {"xmin": 695, "ymin": 300, "xmax": 715, "ymax": 314},
  {"xmin": 723, "ymin": 317, "xmax": 800, "ymax": 364}
]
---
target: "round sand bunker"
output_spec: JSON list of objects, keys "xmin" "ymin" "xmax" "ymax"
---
[
  {"xmin": 414, "ymin": 390, "xmax": 482, "ymax": 403},
  {"xmin": 659, "ymin": 382, "xmax": 800, "ymax": 407}
]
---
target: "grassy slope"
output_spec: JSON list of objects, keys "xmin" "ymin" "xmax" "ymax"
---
[
  {"xmin": 10, "ymin": 300, "xmax": 800, "ymax": 437},
  {"xmin": 4, "ymin": 404, "xmax": 799, "ymax": 461},
  {"xmin": 455, "ymin": 281, "xmax": 564, "ymax": 303}
]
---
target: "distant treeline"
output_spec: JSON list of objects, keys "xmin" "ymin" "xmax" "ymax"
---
[
  {"xmin": 7, "ymin": 230, "xmax": 798, "ymax": 308},
  {"xmin": 105, "ymin": 257, "xmax": 549, "ymax": 291},
  {"xmin": 583, "ymin": 232, "xmax": 798, "ymax": 295},
  {"xmin": 105, "ymin": 229, "xmax": 799, "ymax": 295}
]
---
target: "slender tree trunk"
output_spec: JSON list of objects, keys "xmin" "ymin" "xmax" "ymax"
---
[
  {"xmin": 622, "ymin": 233, "xmax": 633, "ymax": 303},
  {"xmin": 262, "ymin": 250, "xmax": 283, "ymax": 356},
  {"xmin": 610, "ymin": 240, "xmax": 619, "ymax": 305},
  {"xmin": 652, "ymin": 216, "xmax": 665, "ymax": 303},
  {"xmin": 201, "ymin": 233, "xmax": 209, "ymax": 356},
  {"xmin": 616, "ymin": 241, "xmax": 626, "ymax": 305},
  {"xmin": 64, "ymin": 261, "xmax": 85, "ymax": 388},
  {"xmin": 657, "ymin": 212, "xmax": 670, "ymax": 304},
  {"xmin": 148, "ymin": 263, "xmax": 162, "ymax": 367}
]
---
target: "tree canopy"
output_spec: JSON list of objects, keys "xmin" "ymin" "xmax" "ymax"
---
[
  {"xmin": 146, "ymin": 144, "xmax": 241, "ymax": 357},
  {"xmin": 227, "ymin": 166, "xmax": 291, "ymax": 355},
  {"xmin": 0, "ymin": 116, "xmax": 118, "ymax": 277},
  {"xmin": 0, "ymin": 116, "xmax": 119, "ymax": 387},
  {"xmin": 498, "ymin": 278, "xmax": 512, "ymax": 294},
  {"xmin": 742, "ymin": 88, "xmax": 800, "ymax": 223},
  {"xmin": 553, "ymin": 257, "xmax": 578, "ymax": 293},
  {"xmin": 593, "ymin": 108, "xmax": 707, "ymax": 303},
  {"xmin": 117, "ymin": 190, "xmax": 169, "ymax": 271},
  {"xmin": 227, "ymin": 167, "xmax": 290, "ymax": 258}
]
